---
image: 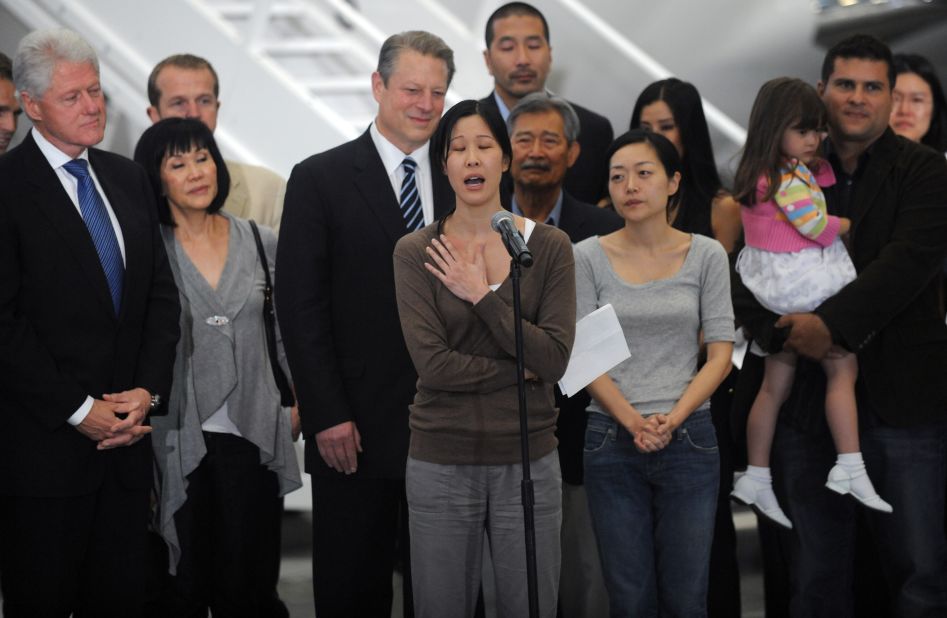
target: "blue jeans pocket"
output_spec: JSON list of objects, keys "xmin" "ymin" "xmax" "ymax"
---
[
  {"xmin": 681, "ymin": 413, "xmax": 718, "ymax": 454},
  {"xmin": 584, "ymin": 415, "xmax": 615, "ymax": 453}
]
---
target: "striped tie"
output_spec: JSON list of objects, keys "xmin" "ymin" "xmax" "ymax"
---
[
  {"xmin": 400, "ymin": 157, "xmax": 423, "ymax": 232},
  {"xmin": 63, "ymin": 159, "xmax": 124, "ymax": 315}
]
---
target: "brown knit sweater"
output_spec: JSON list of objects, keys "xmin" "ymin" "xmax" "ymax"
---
[{"xmin": 393, "ymin": 220, "xmax": 576, "ymax": 465}]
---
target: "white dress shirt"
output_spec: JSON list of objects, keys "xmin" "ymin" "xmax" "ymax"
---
[{"xmin": 370, "ymin": 120, "xmax": 435, "ymax": 227}]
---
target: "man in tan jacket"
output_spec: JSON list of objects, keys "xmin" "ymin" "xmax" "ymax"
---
[{"xmin": 146, "ymin": 54, "xmax": 285, "ymax": 230}]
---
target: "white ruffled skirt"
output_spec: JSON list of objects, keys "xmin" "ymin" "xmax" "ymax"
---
[{"xmin": 736, "ymin": 237, "xmax": 856, "ymax": 315}]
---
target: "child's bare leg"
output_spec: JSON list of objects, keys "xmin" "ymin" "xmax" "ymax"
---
[
  {"xmin": 823, "ymin": 351, "xmax": 859, "ymax": 454},
  {"xmin": 746, "ymin": 352, "xmax": 797, "ymax": 466},
  {"xmin": 732, "ymin": 352, "xmax": 797, "ymax": 529},
  {"xmin": 822, "ymin": 350, "xmax": 892, "ymax": 513}
]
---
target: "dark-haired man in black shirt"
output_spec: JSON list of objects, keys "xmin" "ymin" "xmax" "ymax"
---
[{"xmin": 734, "ymin": 34, "xmax": 947, "ymax": 617}]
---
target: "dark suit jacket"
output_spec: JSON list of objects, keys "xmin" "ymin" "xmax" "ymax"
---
[
  {"xmin": 0, "ymin": 133, "xmax": 180, "ymax": 497},
  {"xmin": 480, "ymin": 92, "xmax": 614, "ymax": 204},
  {"xmin": 551, "ymin": 192, "xmax": 623, "ymax": 484},
  {"xmin": 734, "ymin": 129, "xmax": 947, "ymax": 430},
  {"xmin": 276, "ymin": 128, "xmax": 453, "ymax": 479}
]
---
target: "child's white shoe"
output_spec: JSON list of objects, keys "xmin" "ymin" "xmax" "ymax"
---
[
  {"xmin": 825, "ymin": 464, "xmax": 893, "ymax": 513},
  {"xmin": 732, "ymin": 472, "xmax": 793, "ymax": 529}
]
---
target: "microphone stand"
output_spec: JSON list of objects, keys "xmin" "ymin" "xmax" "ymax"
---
[{"xmin": 510, "ymin": 257, "xmax": 540, "ymax": 618}]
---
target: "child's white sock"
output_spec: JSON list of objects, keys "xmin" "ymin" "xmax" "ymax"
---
[
  {"xmin": 827, "ymin": 452, "xmax": 893, "ymax": 513},
  {"xmin": 732, "ymin": 465, "xmax": 793, "ymax": 528}
]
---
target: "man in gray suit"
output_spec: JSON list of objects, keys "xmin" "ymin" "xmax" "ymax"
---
[{"xmin": 508, "ymin": 92, "xmax": 622, "ymax": 617}]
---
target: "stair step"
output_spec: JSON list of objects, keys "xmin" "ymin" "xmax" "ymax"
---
[
  {"xmin": 301, "ymin": 77, "xmax": 371, "ymax": 93},
  {"xmin": 264, "ymin": 39, "xmax": 351, "ymax": 55},
  {"xmin": 213, "ymin": 1, "xmax": 305, "ymax": 19}
]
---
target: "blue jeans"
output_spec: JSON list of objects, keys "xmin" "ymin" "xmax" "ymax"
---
[
  {"xmin": 861, "ymin": 416, "xmax": 947, "ymax": 617},
  {"xmin": 584, "ymin": 410, "xmax": 719, "ymax": 618},
  {"xmin": 772, "ymin": 416, "xmax": 947, "ymax": 618}
]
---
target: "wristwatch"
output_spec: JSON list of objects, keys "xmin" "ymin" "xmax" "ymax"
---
[{"xmin": 149, "ymin": 392, "xmax": 162, "ymax": 411}]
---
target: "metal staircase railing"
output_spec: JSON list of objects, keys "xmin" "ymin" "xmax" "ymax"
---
[{"xmin": 199, "ymin": 0, "xmax": 469, "ymax": 138}]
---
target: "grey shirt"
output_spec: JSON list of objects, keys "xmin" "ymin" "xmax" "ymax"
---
[{"xmin": 574, "ymin": 233, "xmax": 734, "ymax": 417}]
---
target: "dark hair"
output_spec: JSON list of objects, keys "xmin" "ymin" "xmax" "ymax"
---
[
  {"xmin": 133, "ymin": 117, "xmax": 230, "ymax": 226},
  {"xmin": 147, "ymin": 54, "xmax": 219, "ymax": 107},
  {"xmin": 0, "ymin": 52, "xmax": 12, "ymax": 82},
  {"xmin": 431, "ymin": 99, "xmax": 512, "ymax": 169},
  {"xmin": 821, "ymin": 34, "xmax": 895, "ymax": 89},
  {"xmin": 629, "ymin": 78, "xmax": 721, "ymax": 236},
  {"xmin": 484, "ymin": 2, "xmax": 550, "ymax": 48},
  {"xmin": 893, "ymin": 53, "xmax": 947, "ymax": 152},
  {"xmin": 733, "ymin": 78, "xmax": 827, "ymax": 206},
  {"xmin": 606, "ymin": 129, "xmax": 684, "ymax": 215}
]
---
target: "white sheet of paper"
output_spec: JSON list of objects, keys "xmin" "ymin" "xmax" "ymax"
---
[
  {"xmin": 731, "ymin": 327, "xmax": 750, "ymax": 370},
  {"xmin": 558, "ymin": 304, "xmax": 631, "ymax": 397}
]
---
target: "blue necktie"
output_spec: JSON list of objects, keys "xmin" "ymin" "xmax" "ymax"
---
[
  {"xmin": 63, "ymin": 159, "xmax": 124, "ymax": 314},
  {"xmin": 400, "ymin": 157, "xmax": 423, "ymax": 232}
]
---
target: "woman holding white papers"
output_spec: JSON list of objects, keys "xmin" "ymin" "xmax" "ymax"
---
[{"xmin": 574, "ymin": 129, "xmax": 734, "ymax": 617}]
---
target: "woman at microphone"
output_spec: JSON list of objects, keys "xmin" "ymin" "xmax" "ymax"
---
[{"xmin": 393, "ymin": 99, "xmax": 576, "ymax": 618}]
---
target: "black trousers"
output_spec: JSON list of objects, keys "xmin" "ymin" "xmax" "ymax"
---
[
  {"xmin": 707, "ymin": 371, "xmax": 742, "ymax": 618},
  {"xmin": 0, "ymin": 465, "xmax": 150, "ymax": 618},
  {"xmin": 154, "ymin": 432, "xmax": 287, "ymax": 618},
  {"xmin": 311, "ymin": 475, "xmax": 412, "ymax": 618}
]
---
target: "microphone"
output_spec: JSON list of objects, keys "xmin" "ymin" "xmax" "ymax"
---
[{"xmin": 491, "ymin": 211, "xmax": 533, "ymax": 267}]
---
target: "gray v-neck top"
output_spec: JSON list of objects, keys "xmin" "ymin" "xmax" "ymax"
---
[{"xmin": 574, "ymin": 233, "xmax": 734, "ymax": 416}]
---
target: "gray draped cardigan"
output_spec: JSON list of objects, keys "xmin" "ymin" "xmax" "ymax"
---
[{"xmin": 152, "ymin": 213, "xmax": 301, "ymax": 572}]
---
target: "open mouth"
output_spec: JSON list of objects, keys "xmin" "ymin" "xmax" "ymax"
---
[{"xmin": 463, "ymin": 175, "xmax": 485, "ymax": 187}]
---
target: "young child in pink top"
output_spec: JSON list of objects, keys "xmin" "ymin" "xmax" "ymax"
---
[{"xmin": 730, "ymin": 78, "xmax": 891, "ymax": 529}]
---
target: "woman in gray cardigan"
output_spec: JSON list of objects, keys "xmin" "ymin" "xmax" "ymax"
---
[{"xmin": 134, "ymin": 118, "xmax": 300, "ymax": 617}]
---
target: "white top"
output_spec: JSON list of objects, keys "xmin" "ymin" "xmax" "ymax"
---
[
  {"xmin": 201, "ymin": 401, "xmax": 243, "ymax": 436},
  {"xmin": 488, "ymin": 219, "xmax": 536, "ymax": 291}
]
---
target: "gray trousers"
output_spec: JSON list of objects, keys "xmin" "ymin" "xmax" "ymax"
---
[{"xmin": 406, "ymin": 451, "xmax": 562, "ymax": 618}]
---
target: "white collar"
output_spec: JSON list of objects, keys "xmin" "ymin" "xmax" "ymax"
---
[
  {"xmin": 370, "ymin": 120, "xmax": 431, "ymax": 176},
  {"xmin": 32, "ymin": 126, "xmax": 90, "ymax": 169}
]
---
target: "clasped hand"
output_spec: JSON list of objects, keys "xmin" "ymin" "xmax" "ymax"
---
[
  {"xmin": 632, "ymin": 414, "xmax": 675, "ymax": 453},
  {"xmin": 425, "ymin": 235, "xmax": 490, "ymax": 305},
  {"xmin": 77, "ymin": 388, "xmax": 153, "ymax": 450}
]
